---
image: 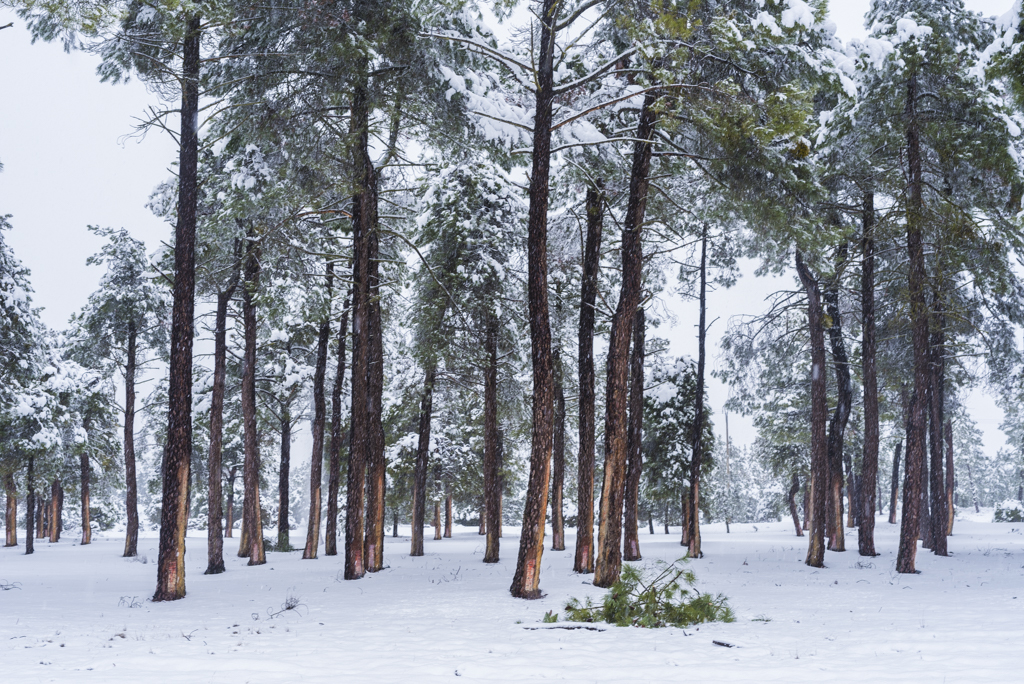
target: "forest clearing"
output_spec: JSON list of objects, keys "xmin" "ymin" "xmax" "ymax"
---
[{"xmin": 2, "ymin": 516, "xmax": 1023, "ymax": 682}]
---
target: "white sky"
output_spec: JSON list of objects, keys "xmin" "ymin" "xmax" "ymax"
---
[{"xmin": 0, "ymin": 0, "xmax": 1017, "ymax": 460}]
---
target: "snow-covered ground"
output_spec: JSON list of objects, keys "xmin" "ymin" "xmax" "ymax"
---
[{"xmin": 2, "ymin": 516, "xmax": 1022, "ymax": 682}]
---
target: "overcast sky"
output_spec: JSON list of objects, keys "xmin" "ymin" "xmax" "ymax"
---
[{"xmin": 0, "ymin": 0, "xmax": 1017, "ymax": 459}]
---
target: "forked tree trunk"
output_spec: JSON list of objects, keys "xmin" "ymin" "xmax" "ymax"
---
[
  {"xmin": 5, "ymin": 471, "xmax": 17, "ymax": 547},
  {"xmin": 433, "ymin": 501, "xmax": 442, "ymax": 540},
  {"xmin": 689, "ymin": 225, "xmax": 708, "ymax": 559},
  {"xmin": 574, "ymin": 182, "xmax": 603, "ymax": 575},
  {"xmin": 326, "ymin": 294, "xmax": 351, "ymax": 557},
  {"xmin": 411, "ymin": 366, "xmax": 436, "ymax": 557},
  {"xmin": 897, "ymin": 73, "xmax": 928, "ymax": 575},
  {"xmin": 225, "ymin": 466, "xmax": 237, "ymax": 537},
  {"xmin": 824, "ymin": 245, "xmax": 851, "ymax": 552},
  {"xmin": 484, "ymin": 319, "xmax": 501, "ymax": 563},
  {"xmin": 928, "ymin": 294, "xmax": 948, "ymax": 556},
  {"xmin": 860, "ymin": 194, "xmax": 879, "ymax": 556},
  {"xmin": 304, "ymin": 272, "xmax": 333, "ymax": 560},
  {"xmin": 789, "ymin": 473, "xmax": 803, "ymax": 537},
  {"xmin": 945, "ymin": 420, "xmax": 955, "ymax": 535},
  {"xmin": 444, "ymin": 494, "xmax": 453, "ymax": 538},
  {"xmin": 623, "ymin": 307, "xmax": 645, "ymax": 562},
  {"xmin": 510, "ymin": 0, "xmax": 558, "ymax": 600},
  {"xmin": 124, "ymin": 321, "xmax": 139, "ymax": 557},
  {"xmin": 345, "ymin": 80, "xmax": 374, "ymax": 580},
  {"xmin": 240, "ymin": 225, "xmax": 266, "ymax": 567},
  {"xmin": 25, "ymin": 455, "xmax": 34, "ymax": 555},
  {"xmin": 153, "ymin": 11, "xmax": 201, "ymax": 602},
  {"xmin": 278, "ymin": 408, "xmax": 292, "ymax": 551},
  {"xmin": 889, "ymin": 441, "xmax": 903, "ymax": 524},
  {"xmin": 205, "ymin": 280, "xmax": 235, "ymax": 574},
  {"xmin": 550, "ymin": 345, "xmax": 566, "ymax": 551},
  {"xmin": 594, "ymin": 93, "xmax": 656, "ymax": 589},
  {"xmin": 796, "ymin": 251, "xmax": 828, "ymax": 568}
]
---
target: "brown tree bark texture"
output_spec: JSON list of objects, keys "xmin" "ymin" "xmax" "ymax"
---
[
  {"xmin": 796, "ymin": 251, "xmax": 828, "ymax": 568},
  {"xmin": 444, "ymin": 494, "xmax": 453, "ymax": 538},
  {"xmin": 824, "ymin": 245, "xmax": 851, "ymax": 552},
  {"xmin": 278, "ymin": 410, "xmax": 292, "ymax": 551},
  {"xmin": 205, "ymin": 284, "xmax": 235, "ymax": 574},
  {"xmin": 859, "ymin": 193, "xmax": 879, "ymax": 556},
  {"xmin": 433, "ymin": 502, "xmax": 442, "ymax": 540},
  {"xmin": 484, "ymin": 320, "xmax": 501, "ymax": 563},
  {"xmin": 363, "ymin": 173, "xmax": 386, "ymax": 574},
  {"xmin": 574, "ymin": 183, "xmax": 602, "ymax": 575},
  {"xmin": 889, "ymin": 441, "xmax": 903, "ymax": 524},
  {"xmin": 623, "ymin": 307, "xmax": 645, "ymax": 562},
  {"xmin": 326, "ymin": 295, "xmax": 351, "ymax": 557},
  {"xmin": 123, "ymin": 322, "xmax": 138, "ymax": 557},
  {"xmin": 25, "ymin": 455, "xmax": 34, "ymax": 555},
  {"xmin": 928, "ymin": 297, "xmax": 948, "ymax": 556},
  {"xmin": 595, "ymin": 93, "xmax": 656, "ymax": 588},
  {"xmin": 6, "ymin": 472, "xmax": 17, "ymax": 547},
  {"xmin": 48, "ymin": 479, "xmax": 62, "ymax": 543},
  {"xmin": 153, "ymin": 13, "xmax": 200, "ymax": 601},
  {"xmin": 688, "ymin": 225, "xmax": 708, "ymax": 559},
  {"xmin": 225, "ymin": 467, "xmax": 236, "ymax": 538},
  {"xmin": 789, "ymin": 473, "xmax": 804, "ymax": 537},
  {"xmin": 411, "ymin": 366, "xmax": 436, "ymax": 557},
  {"xmin": 550, "ymin": 345, "xmax": 566, "ymax": 552},
  {"xmin": 304, "ymin": 269, "xmax": 333, "ymax": 560},
  {"xmin": 240, "ymin": 226, "xmax": 266, "ymax": 567},
  {"xmin": 945, "ymin": 420, "xmax": 955, "ymax": 535}
]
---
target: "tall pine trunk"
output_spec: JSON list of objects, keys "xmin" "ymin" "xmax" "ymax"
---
[
  {"xmin": 574, "ymin": 182, "xmax": 603, "ymax": 574},
  {"xmin": 796, "ymin": 251, "xmax": 828, "ymax": 568},
  {"xmin": 680, "ymin": 488, "xmax": 690, "ymax": 546},
  {"xmin": 510, "ymin": 0, "xmax": 558, "ymax": 600},
  {"xmin": 444, "ymin": 494, "xmax": 453, "ymax": 538},
  {"xmin": 124, "ymin": 321, "xmax": 138, "ymax": 557},
  {"xmin": 824, "ymin": 245, "xmax": 851, "ymax": 552},
  {"xmin": 411, "ymin": 366, "xmax": 436, "ymax": 557},
  {"xmin": 326, "ymin": 294, "xmax": 351, "ymax": 556},
  {"xmin": 889, "ymin": 441, "xmax": 903, "ymax": 524},
  {"xmin": 594, "ymin": 93, "xmax": 656, "ymax": 588},
  {"xmin": 6, "ymin": 471, "xmax": 17, "ymax": 546},
  {"xmin": 789, "ymin": 473, "xmax": 803, "ymax": 537},
  {"xmin": 205, "ymin": 282, "xmax": 235, "ymax": 574},
  {"xmin": 25, "ymin": 455, "xmax": 34, "ymax": 555},
  {"xmin": 688, "ymin": 225, "xmax": 708, "ymax": 558},
  {"xmin": 48, "ymin": 479, "xmax": 62, "ymax": 542},
  {"xmin": 240, "ymin": 225, "xmax": 266, "ymax": 566},
  {"xmin": 433, "ymin": 501, "xmax": 442, "ymax": 540},
  {"xmin": 623, "ymin": 307, "xmax": 645, "ymax": 562},
  {"xmin": 484, "ymin": 317, "xmax": 501, "ymax": 563},
  {"xmin": 278, "ymin": 408, "xmax": 292, "ymax": 551},
  {"xmin": 898, "ymin": 73, "xmax": 928, "ymax": 575},
  {"xmin": 928, "ymin": 294, "xmax": 948, "ymax": 556},
  {"xmin": 550, "ymin": 344, "xmax": 566, "ymax": 551},
  {"xmin": 225, "ymin": 466, "xmax": 237, "ymax": 537},
  {"xmin": 153, "ymin": 12, "xmax": 200, "ymax": 601},
  {"xmin": 945, "ymin": 420, "xmax": 954, "ymax": 535},
  {"xmin": 860, "ymin": 193, "xmax": 879, "ymax": 556},
  {"xmin": 304, "ymin": 266, "xmax": 333, "ymax": 560}
]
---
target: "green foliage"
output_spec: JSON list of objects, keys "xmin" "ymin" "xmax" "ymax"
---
[
  {"xmin": 542, "ymin": 610, "xmax": 558, "ymax": 623},
  {"xmin": 994, "ymin": 502, "xmax": 1024, "ymax": 523},
  {"xmin": 561, "ymin": 559, "xmax": 734, "ymax": 629}
]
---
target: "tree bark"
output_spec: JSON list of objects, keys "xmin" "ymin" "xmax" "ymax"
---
[
  {"xmin": 945, "ymin": 420, "xmax": 954, "ymax": 535},
  {"xmin": 225, "ymin": 466, "xmax": 237, "ymax": 537},
  {"xmin": 239, "ymin": 224, "xmax": 266, "ymax": 566},
  {"xmin": 680, "ymin": 488, "xmax": 690, "ymax": 546},
  {"xmin": 594, "ymin": 93, "xmax": 656, "ymax": 589},
  {"xmin": 5, "ymin": 471, "xmax": 17, "ymax": 546},
  {"xmin": 304, "ymin": 266, "xmax": 333, "ymax": 560},
  {"xmin": 550, "ymin": 344, "xmax": 566, "ymax": 551},
  {"xmin": 37, "ymin": 494, "xmax": 46, "ymax": 539},
  {"xmin": 803, "ymin": 480, "xmax": 810, "ymax": 530},
  {"xmin": 928, "ymin": 294, "xmax": 948, "ymax": 556},
  {"xmin": 433, "ymin": 501, "xmax": 442, "ymax": 540},
  {"xmin": 48, "ymin": 479, "xmax": 62, "ymax": 542},
  {"xmin": 205, "ymin": 281, "xmax": 235, "ymax": 574},
  {"xmin": 510, "ymin": 0, "xmax": 558, "ymax": 600},
  {"xmin": 889, "ymin": 441, "xmax": 903, "ymax": 524},
  {"xmin": 860, "ymin": 193, "xmax": 879, "ymax": 556},
  {"xmin": 573, "ymin": 182, "xmax": 603, "ymax": 574},
  {"xmin": 25, "ymin": 455, "xmax": 34, "ymax": 555},
  {"xmin": 124, "ymin": 320, "xmax": 139, "ymax": 557},
  {"xmin": 789, "ymin": 473, "xmax": 803, "ymax": 537},
  {"xmin": 444, "ymin": 493, "xmax": 453, "ymax": 538},
  {"xmin": 796, "ymin": 251, "xmax": 828, "ymax": 568},
  {"xmin": 623, "ymin": 307, "xmax": 645, "ymax": 562},
  {"xmin": 824, "ymin": 244, "xmax": 851, "ymax": 552},
  {"xmin": 153, "ymin": 12, "xmax": 200, "ymax": 601},
  {"xmin": 688, "ymin": 225, "xmax": 708, "ymax": 559},
  {"xmin": 479, "ymin": 507, "xmax": 486, "ymax": 535},
  {"xmin": 411, "ymin": 366, "xmax": 436, "ymax": 557},
  {"xmin": 278, "ymin": 408, "xmax": 292, "ymax": 551},
  {"xmin": 484, "ymin": 319, "xmax": 501, "ymax": 563},
  {"xmin": 326, "ymin": 294, "xmax": 351, "ymax": 556}
]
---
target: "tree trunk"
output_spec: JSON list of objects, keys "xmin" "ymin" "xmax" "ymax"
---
[
  {"xmin": 239, "ymin": 224, "xmax": 266, "ymax": 566},
  {"xmin": 304, "ymin": 266, "xmax": 333, "ymax": 560},
  {"xmin": 48, "ymin": 479, "xmax": 62, "ymax": 543},
  {"xmin": 37, "ymin": 494, "xmax": 46, "ymax": 539},
  {"xmin": 573, "ymin": 182, "xmax": 603, "ymax": 575},
  {"xmin": 510, "ymin": 0, "xmax": 558, "ymax": 600},
  {"xmin": 680, "ymin": 488, "xmax": 690, "ymax": 547},
  {"xmin": 278, "ymin": 409, "xmax": 292, "ymax": 551},
  {"xmin": 433, "ymin": 501, "xmax": 442, "ymax": 540},
  {"xmin": 945, "ymin": 420, "xmax": 954, "ymax": 535},
  {"xmin": 920, "ymin": 431, "xmax": 932, "ymax": 548},
  {"xmin": 479, "ymin": 507, "xmax": 486, "ymax": 535},
  {"xmin": 25, "ymin": 455, "xmax": 34, "ymax": 555},
  {"xmin": 860, "ymin": 194, "xmax": 879, "ymax": 555},
  {"xmin": 550, "ymin": 344, "xmax": 566, "ymax": 551},
  {"xmin": 623, "ymin": 307, "xmax": 645, "ymax": 562},
  {"xmin": 824, "ymin": 244, "xmax": 851, "ymax": 552},
  {"xmin": 326, "ymin": 294, "xmax": 351, "ymax": 556},
  {"xmin": 928, "ymin": 294, "xmax": 948, "ymax": 556},
  {"xmin": 205, "ymin": 282, "xmax": 234, "ymax": 573},
  {"xmin": 889, "ymin": 441, "xmax": 903, "ymax": 524},
  {"xmin": 153, "ymin": 11, "xmax": 201, "ymax": 602},
  {"xmin": 648, "ymin": 514, "xmax": 654, "ymax": 534},
  {"xmin": 411, "ymin": 366, "xmax": 436, "ymax": 557},
  {"xmin": 124, "ymin": 320, "xmax": 139, "ymax": 557},
  {"xmin": 225, "ymin": 466, "xmax": 237, "ymax": 537},
  {"xmin": 796, "ymin": 251, "xmax": 828, "ymax": 568},
  {"xmin": 5, "ymin": 471, "xmax": 17, "ymax": 547},
  {"xmin": 393, "ymin": 513, "xmax": 398, "ymax": 538},
  {"xmin": 484, "ymin": 317, "xmax": 501, "ymax": 562},
  {"xmin": 789, "ymin": 473, "xmax": 803, "ymax": 537},
  {"xmin": 803, "ymin": 480, "xmax": 810, "ymax": 530},
  {"xmin": 444, "ymin": 493, "xmax": 453, "ymax": 538},
  {"xmin": 594, "ymin": 93, "xmax": 656, "ymax": 589},
  {"xmin": 688, "ymin": 225, "xmax": 708, "ymax": 559},
  {"xmin": 898, "ymin": 73, "xmax": 928, "ymax": 575},
  {"xmin": 345, "ymin": 80, "xmax": 375, "ymax": 580}
]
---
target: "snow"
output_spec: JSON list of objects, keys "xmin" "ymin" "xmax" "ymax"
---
[{"xmin": 2, "ymin": 517, "xmax": 1023, "ymax": 681}]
